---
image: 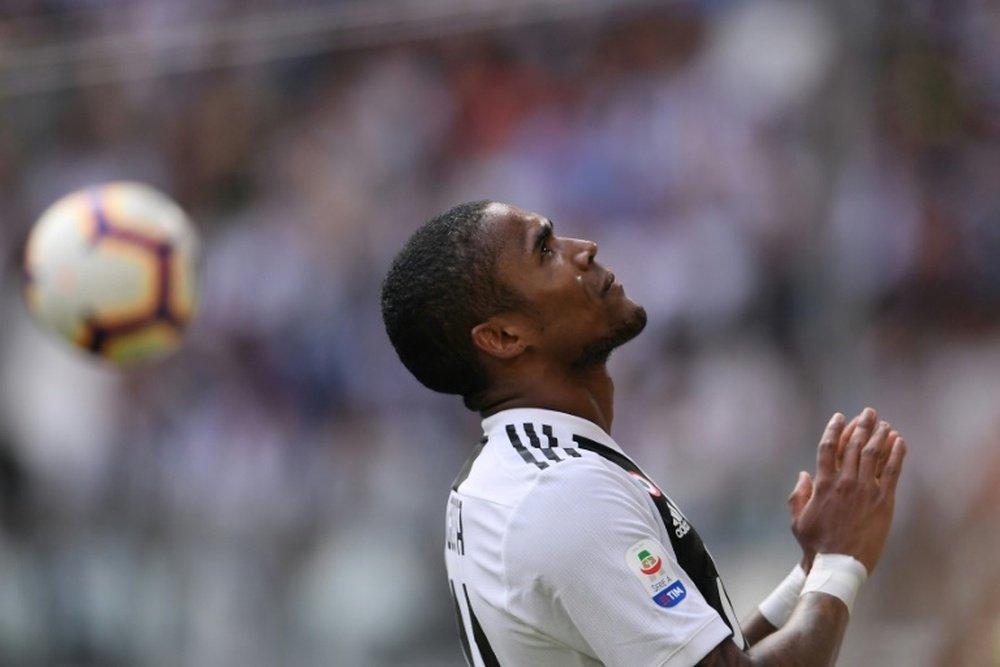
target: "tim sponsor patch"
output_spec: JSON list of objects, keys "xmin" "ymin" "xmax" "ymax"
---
[{"xmin": 626, "ymin": 539, "xmax": 687, "ymax": 608}]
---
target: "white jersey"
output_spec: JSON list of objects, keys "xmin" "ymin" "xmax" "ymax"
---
[{"xmin": 445, "ymin": 408, "xmax": 742, "ymax": 667}]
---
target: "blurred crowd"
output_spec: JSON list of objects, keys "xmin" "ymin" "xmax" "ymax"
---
[{"xmin": 1, "ymin": 0, "xmax": 1000, "ymax": 665}]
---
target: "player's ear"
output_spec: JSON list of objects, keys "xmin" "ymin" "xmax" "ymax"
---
[{"xmin": 471, "ymin": 316, "xmax": 527, "ymax": 360}]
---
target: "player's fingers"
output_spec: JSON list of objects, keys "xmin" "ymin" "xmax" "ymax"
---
[
  {"xmin": 859, "ymin": 421, "xmax": 891, "ymax": 481},
  {"xmin": 836, "ymin": 416, "xmax": 859, "ymax": 471},
  {"xmin": 876, "ymin": 430, "xmax": 899, "ymax": 478},
  {"xmin": 788, "ymin": 471, "xmax": 813, "ymax": 517},
  {"xmin": 841, "ymin": 407, "xmax": 877, "ymax": 480},
  {"xmin": 816, "ymin": 413, "xmax": 845, "ymax": 484},
  {"xmin": 879, "ymin": 437, "xmax": 907, "ymax": 497}
]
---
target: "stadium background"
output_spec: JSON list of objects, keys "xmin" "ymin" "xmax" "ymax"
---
[{"xmin": 1, "ymin": 0, "xmax": 998, "ymax": 665}]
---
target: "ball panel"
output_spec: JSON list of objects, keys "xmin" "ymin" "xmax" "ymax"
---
[
  {"xmin": 23, "ymin": 280, "xmax": 92, "ymax": 346},
  {"xmin": 99, "ymin": 323, "xmax": 182, "ymax": 365},
  {"xmin": 81, "ymin": 237, "xmax": 161, "ymax": 323},
  {"xmin": 24, "ymin": 192, "xmax": 102, "ymax": 340},
  {"xmin": 102, "ymin": 182, "xmax": 193, "ymax": 244},
  {"xmin": 26, "ymin": 191, "xmax": 93, "ymax": 255}
]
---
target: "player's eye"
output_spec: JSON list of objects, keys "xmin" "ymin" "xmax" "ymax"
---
[{"xmin": 540, "ymin": 241, "xmax": 553, "ymax": 258}]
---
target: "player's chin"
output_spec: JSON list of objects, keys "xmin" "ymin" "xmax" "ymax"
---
[
  {"xmin": 621, "ymin": 303, "xmax": 648, "ymax": 340},
  {"xmin": 607, "ymin": 301, "xmax": 648, "ymax": 346},
  {"xmin": 574, "ymin": 305, "xmax": 647, "ymax": 370}
]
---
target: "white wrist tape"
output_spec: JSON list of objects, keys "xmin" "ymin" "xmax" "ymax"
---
[
  {"xmin": 758, "ymin": 564, "xmax": 806, "ymax": 627},
  {"xmin": 801, "ymin": 553, "xmax": 868, "ymax": 614}
]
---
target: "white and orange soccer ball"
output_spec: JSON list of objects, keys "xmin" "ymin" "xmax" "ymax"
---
[{"xmin": 23, "ymin": 181, "xmax": 200, "ymax": 366}]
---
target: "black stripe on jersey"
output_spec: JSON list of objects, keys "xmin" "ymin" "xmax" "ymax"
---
[
  {"xmin": 452, "ymin": 437, "xmax": 489, "ymax": 491},
  {"xmin": 506, "ymin": 425, "xmax": 548, "ymax": 469},
  {"xmin": 464, "ymin": 584, "xmax": 502, "ymax": 667},
  {"xmin": 449, "ymin": 580, "xmax": 474, "ymax": 666},
  {"xmin": 543, "ymin": 423, "xmax": 581, "ymax": 457},
  {"xmin": 523, "ymin": 423, "xmax": 563, "ymax": 463},
  {"xmin": 572, "ymin": 434, "xmax": 747, "ymax": 650}
]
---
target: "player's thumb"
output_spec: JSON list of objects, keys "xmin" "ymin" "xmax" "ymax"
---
[{"xmin": 787, "ymin": 471, "xmax": 813, "ymax": 516}]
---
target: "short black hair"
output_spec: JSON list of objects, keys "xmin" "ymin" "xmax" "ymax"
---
[{"xmin": 381, "ymin": 201, "xmax": 524, "ymax": 404}]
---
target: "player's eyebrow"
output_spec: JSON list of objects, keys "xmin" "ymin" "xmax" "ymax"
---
[{"xmin": 530, "ymin": 219, "xmax": 554, "ymax": 255}]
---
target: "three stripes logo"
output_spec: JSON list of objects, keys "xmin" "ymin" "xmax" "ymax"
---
[{"xmin": 505, "ymin": 423, "xmax": 580, "ymax": 469}]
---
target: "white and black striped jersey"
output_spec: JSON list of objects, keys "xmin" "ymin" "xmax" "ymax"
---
[{"xmin": 445, "ymin": 408, "xmax": 744, "ymax": 667}]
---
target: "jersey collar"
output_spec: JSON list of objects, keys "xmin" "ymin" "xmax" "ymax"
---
[{"xmin": 481, "ymin": 408, "xmax": 625, "ymax": 455}]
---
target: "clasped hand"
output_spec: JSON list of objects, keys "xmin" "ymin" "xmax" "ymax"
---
[{"xmin": 788, "ymin": 408, "xmax": 907, "ymax": 574}]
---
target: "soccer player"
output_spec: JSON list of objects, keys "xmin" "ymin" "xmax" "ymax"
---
[{"xmin": 381, "ymin": 201, "xmax": 907, "ymax": 666}]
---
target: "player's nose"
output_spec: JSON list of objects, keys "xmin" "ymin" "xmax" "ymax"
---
[{"xmin": 570, "ymin": 238, "xmax": 598, "ymax": 269}]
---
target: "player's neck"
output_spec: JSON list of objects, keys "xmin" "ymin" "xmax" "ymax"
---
[{"xmin": 477, "ymin": 365, "xmax": 615, "ymax": 434}]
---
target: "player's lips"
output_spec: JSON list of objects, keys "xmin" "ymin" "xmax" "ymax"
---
[{"xmin": 601, "ymin": 271, "xmax": 616, "ymax": 294}]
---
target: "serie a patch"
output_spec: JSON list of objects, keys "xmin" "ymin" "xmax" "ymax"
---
[{"xmin": 626, "ymin": 539, "xmax": 687, "ymax": 608}]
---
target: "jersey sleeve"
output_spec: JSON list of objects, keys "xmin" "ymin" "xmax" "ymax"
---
[{"xmin": 504, "ymin": 458, "xmax": 733, "ymax": 667}]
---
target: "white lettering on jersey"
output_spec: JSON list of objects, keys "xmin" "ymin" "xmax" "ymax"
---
[{"xmin": 664, "ymin": 497, "xmax": 691, "ymax": 539}]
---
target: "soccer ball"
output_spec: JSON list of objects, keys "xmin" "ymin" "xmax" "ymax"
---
[{"xmin": 23, "ymin": 181, "xmax": 200, "ymax": 366}]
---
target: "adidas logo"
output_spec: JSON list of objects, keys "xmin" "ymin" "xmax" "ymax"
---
[{"xmin": 666, "ymin": 499, "xmax": 691, "ymax": 539}]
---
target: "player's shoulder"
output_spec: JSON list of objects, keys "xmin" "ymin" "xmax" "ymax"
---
[
  {"xmin": 456, "ymin": 409, "xmax": 650, "ymax": 505},
  {"xmin": 483, "ymin": 413, "xmax": 627, "ymax": 479},
  {"xmin": 452, "ymin": 425, "xmax": 607, "ymax": 503}
]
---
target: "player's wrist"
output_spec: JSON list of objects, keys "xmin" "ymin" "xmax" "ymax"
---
[
  {"xmin": 801, "ymin": 553, "xmax": 868, "ymax": 614},
  {"xmin": 758, "ymin": 563, "xmax": 806, "ymax": 627}
]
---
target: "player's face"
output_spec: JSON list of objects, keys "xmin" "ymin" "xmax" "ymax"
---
[{"xmin": 486, "ymin": 204, "xmax": 647, "ymax": 368}]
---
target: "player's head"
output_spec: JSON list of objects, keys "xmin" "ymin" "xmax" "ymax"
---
[
  {"xmin": 381, "ymin": 200, "xmax": 525, "ymax": 401},
  {"xmin": 381, "ymin": 201, "xmax": 646, "ymax": 407}
]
